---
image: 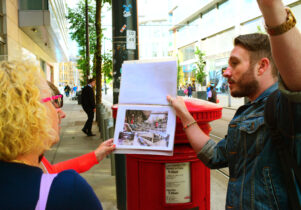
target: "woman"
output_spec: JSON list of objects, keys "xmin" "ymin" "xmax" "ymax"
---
[
  {"xmin": 0, "ymin": 61, "xmax": 103, "ymax": 209},
  {"xmin": 41, "ymin": 81, "xmax": 115, "ymax": 174}
]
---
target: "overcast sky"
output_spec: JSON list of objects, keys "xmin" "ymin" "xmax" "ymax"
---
[{"xmin": 65, "ymin": 0, "xmax": 80, "ymax": 59}]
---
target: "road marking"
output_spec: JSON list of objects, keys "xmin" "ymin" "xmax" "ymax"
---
[{"xmin": 209, "ymin": 133, "xmax": 223, "ymax": 140}]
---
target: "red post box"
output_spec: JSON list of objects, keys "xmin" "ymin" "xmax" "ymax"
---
[{"xmin": 112, "ymin": 98, "xmax": 222, "ymax": 210}]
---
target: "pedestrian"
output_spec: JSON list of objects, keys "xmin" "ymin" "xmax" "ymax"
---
[
  {"xmin": 81, "ymin": 78, "xmax": 96, "ymax": 136},
  {"xmin": 208, "ymin": 86, "xmax": 217, "ymax": 103},
  {"xmin": 64, "ymin": 84, "xmax": 71, "ymax": 97},
  {"xmin": 167, "ymin": 1, "xmax": 301, "ymax": 208},
  {"xmin": 187, "ymin": 84, "xmax": 193, "ymax": 97},
  {"xmin": 73, "ymin": 85, "xmax": 78, "ymax": 97},
  {"xmin": 41, "ymin": 81, "xmax": 115, "ymax": 174},
  {"xmin": 0, "ymin": 60, "xmax": 103, "ymax": 209}
]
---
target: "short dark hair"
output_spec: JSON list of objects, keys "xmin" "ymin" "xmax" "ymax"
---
[
  {"xmin": 234, "ymin": 33, "xmax": 277, "ymax": 77},
  {"xmin": 88, "ymin": 78, "xmax": 95, "ymax": 84},
  {"xmin": 47, "ymin": 81, "xmax": 60, "ymax": 95}
]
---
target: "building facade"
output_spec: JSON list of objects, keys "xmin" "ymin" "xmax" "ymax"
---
[
  {"xmin": 168, "ymin": 0, "xmax": 301, "ymax": 91},
  {"xmin": 0, "ymin": 0, "xmax": 73, "ymax": 86},
  {"xmin": 138, "ymin": 0, "xmax": 169, "ymax": 59}
]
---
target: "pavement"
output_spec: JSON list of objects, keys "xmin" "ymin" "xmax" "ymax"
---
[{"xmin": 44, "ymin": 92, "xmax": 241, "ymax": 210}]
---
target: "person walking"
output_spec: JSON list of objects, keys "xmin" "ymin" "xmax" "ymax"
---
[
  {"xmin": 208, "ymin": 86, "xmax": 217, "ymax": 103},
  {"xmin": 187, "ymin": 84, "xmax": 193, "ymax": 97},
  {"xmin": 64, "ymin": 84, "xmax": 71, "ymax": 97},
  {"xmin": 167, "ymin": 1, "xmax": 301, "ymax": 208},
  {"xmin": 81, "ymin": 78, "xmax": 96, "ymax": 136}
]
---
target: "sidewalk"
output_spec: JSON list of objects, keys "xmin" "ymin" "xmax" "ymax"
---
[{"xmin": 44, "ymin": 97, "xmax": 117, "ymax": 210}]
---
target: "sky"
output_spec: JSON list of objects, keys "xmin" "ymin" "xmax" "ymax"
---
[
  {"xmin": 65, "ymin": 0, "xmax": 79, "ymax": 9},
  {"xmin": 65, "ymin": 0, "xmax": 80, "ymax": 59}
]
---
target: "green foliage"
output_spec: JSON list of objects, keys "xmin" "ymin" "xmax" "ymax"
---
[
  {"xmin": 257, "ymin": 25, "xmax": 266, "ymax": 34},
  {"xmin": 176, "ymin": 57, "xmax": 183, "ymax": 89},
  {"xmin": 67, "ymin": 0, "xmax": 112, "ymax": 86},
  {"xmin": 67, "ymin": 0, "xmax": 96, "ymax": 84},
  {"xmin": 102, "ymin": 52, "xmax": 113, "ymax": 82},
  {"xmin": 193, "ymin": 47, "xmax": 207, "ymax": 84}
]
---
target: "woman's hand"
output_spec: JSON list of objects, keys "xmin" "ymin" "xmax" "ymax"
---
[{"xmin": 94, "ymin": 138, "xmax": 116, "ymax": 162}]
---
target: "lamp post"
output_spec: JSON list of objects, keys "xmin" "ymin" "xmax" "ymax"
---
[{"xmin": 112, "ymin": 1, "xmax": 138, "ymax": 209}]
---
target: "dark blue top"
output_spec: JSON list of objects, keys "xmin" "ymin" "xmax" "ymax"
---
[{"xmin": 0, "ymin": 161, "xmax": 102, "ymax": 210}]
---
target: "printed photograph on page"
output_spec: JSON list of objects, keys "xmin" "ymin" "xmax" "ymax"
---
[{"xmin": 113, "ymin": 105, "xmax": 176, "ymax": 153}]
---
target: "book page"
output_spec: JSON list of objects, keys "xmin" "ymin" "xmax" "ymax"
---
[
  {"xmin": 113, "ymin": 104, "xmax": 176, "ymax": 156},
  {"xmin": 118, "ymin": 59, "xmax": 177, "ymax": 105}
]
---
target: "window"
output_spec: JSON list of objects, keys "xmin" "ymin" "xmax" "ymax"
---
[
  {"xmin": 0, "ymin": 0, "xmax": 6, "ymax": 60},
  {"xmin": 19, "ymin": 0, "xmax": 48, "ymax": 10},
  {"xmin": 179, "ymin": 45, "xmax": 195, "ymax": 62}
]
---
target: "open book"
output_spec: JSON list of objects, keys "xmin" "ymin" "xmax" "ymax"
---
[{"xmin": 113, "ymin": 58, "xmax": 177, "ymax": 156}]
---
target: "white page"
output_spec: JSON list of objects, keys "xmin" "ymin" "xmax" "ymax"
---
[{"xmin": 119, "ymin": 59, "xmax": 177, "ymax": 105}]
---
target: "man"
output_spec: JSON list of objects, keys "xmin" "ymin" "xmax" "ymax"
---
[
  {"xmin": 81, "ymin": 78, "xmax": 96, "ymax": 136},
  {"xmin": 168, "ymin": 0, "xmax": 301, "ymax": 209},
  {"xmin": 64, "ymin": 84, "xmax": 71, "ymax": 97},
  {"xmin": 208, "ymin": 86, "xmax": 217, "ymax": 103}
]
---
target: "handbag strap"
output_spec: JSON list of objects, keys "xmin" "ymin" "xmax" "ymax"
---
[{"xmin": 35, "ymin": 173, "xmax": 58, "ymax": 210}]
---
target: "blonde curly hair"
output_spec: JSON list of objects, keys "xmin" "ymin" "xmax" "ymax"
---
[{"xmin": 0, "ymin": 60, "xmax": 54, "ymax": 161}]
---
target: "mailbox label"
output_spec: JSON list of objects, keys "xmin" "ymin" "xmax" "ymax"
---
[{"xmin": 165, "ymin": 162, "xmax": 191, "ymax": 204}]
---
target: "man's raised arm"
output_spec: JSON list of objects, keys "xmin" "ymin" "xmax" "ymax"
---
[{"xmin": 257, "ymin": 0, "xmax": 301, "ymax": 91}]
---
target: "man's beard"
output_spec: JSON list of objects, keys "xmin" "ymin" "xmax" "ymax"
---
[{"xmin": 229, "ymin": 65, "xmax": 259, "ymax": 98}]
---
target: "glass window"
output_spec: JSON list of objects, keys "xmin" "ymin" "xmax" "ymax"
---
[
  {"xmin": 179, "ymin": 44, "xmax": 195, "ymax": 61},
  {"xmin": 0, "ymin": 0, "xmax": 5, "ymax": 58},
  {"xmin": 19, "ymin": 0, "xmax": 48, "ymax": 10}
]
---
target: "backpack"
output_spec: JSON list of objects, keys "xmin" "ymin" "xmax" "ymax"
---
[{"xmin": 264, "ymin": 90, "xmax": 301, "ymax": 210}]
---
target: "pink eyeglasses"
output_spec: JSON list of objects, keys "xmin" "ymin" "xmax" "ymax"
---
[{"xmin": 41, "ymin": 94, "xmax": 63, "ymax": 108}]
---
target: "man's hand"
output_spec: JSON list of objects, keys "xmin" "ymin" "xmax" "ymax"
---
[
  {"xmin": 166, "ymin": 95, "xmax": 210, "ymax": 153},
  {"xmin": 93, "ymin": 108, "xmax": 96, "ymax": 112},
  {"xmin": 94, "ymin": 138, "xmax": 116, "ymax": 162},
  {"xmin": 166, "ymin": 95, "xmax": 190, "ymax": 120}
]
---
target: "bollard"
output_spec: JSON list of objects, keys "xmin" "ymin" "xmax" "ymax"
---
[
  {"xmin": 104, "ymin": 118, "xmax": 114, "ymax": 140},
  {"xmin": 96, "ymin": 104, "xmax": 104, "ymax": 124},
  {"xmin": 100, "ymin": 110, "xmax": 110, "ymax": 140},
  {"xmin": 98, "ymin": 106, "xmax": 107, "ymax": 134},
  {"xmin": 104, "ymin": 117, "xmax": 116, "ymax": 176}
]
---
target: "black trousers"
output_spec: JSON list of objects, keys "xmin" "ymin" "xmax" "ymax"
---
[{"xmin": 83, "ymin": 108, "xmax": 94, "ymax": 134}]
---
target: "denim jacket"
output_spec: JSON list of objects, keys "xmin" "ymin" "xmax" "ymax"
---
[{"xmin": 198, "ymin": 82, "xmax": 301, "ymax": 210}]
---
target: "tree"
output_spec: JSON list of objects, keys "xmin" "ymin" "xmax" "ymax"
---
[
  {"xmin": 176, "ymin": 56, "xmax": 183, "ymax": 89},
  {"xmin": 85, "ymin": 0, "xmax": 90, "ymax": 82},
  {"xmin": 67, "ymin": 0, "xmax": 96, "ymax": 84},
  {"xmin": 95, "ymin": 0, "xmax": 111, "ymax": 104},
  {"xmin": 102, "ymin": 52, "xmax": 113, "ymax": 94},
  {"xmin": 193, "ymin": 47, "xmax": 207, "ymax": 86}
]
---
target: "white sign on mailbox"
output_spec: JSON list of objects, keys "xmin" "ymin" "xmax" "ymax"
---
[{"xmin": 165, "ymin": 162, "xmax": 191, "ymax": 204}]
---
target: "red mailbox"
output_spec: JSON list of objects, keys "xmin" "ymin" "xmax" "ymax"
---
[{"xmin": 112, "ymin": 98, "xmax": 222, "ymax": 210}]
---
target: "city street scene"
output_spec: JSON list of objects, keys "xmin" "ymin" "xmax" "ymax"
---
[{"xmin": 1, "ymin": 0, "xmax": 300, "ymax": 209}]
